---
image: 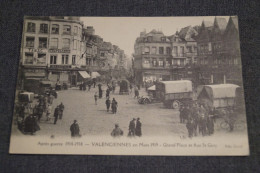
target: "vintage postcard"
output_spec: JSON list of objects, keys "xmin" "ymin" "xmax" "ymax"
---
[{"xmin": 9, "ymin": 16, "xmax": 249, "ymax": 155}]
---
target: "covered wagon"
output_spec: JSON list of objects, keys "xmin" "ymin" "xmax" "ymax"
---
[
  {"xmin": 197, "ymin": 84, "xmax": 240, "ymax": 110},
  {"xmin": 155, "ymin": 80, "xmax": 193, "ymax": 109}
]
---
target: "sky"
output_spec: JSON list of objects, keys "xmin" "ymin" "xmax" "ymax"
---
[{"xmin": 80, "ymin": 16, "xmax": 230, "ymax": 57}]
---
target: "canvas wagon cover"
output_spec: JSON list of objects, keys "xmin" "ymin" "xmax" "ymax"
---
[
  {"xmin": 160, "ymin": 80, "xmax": 192, "ymax": 94},
  {"xmin": 203, "ymin": 84, "xmax": 239, "ymax": 99}
]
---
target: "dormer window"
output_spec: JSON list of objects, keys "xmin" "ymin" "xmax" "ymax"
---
[
  {"xmin": 161, "ymin": 37, "xmax": 166, "ymax": 42},
  {"xmin": 147, "ymin": 36, "xmax": 153, "ymax": 42}
]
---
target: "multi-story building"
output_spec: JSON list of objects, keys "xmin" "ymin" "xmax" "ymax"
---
[
  {"xmin": 21, "ymin": 16, "xmax": 84, "ymax": 86},
  {"xmin": 196, "ymin": 16, "xmax": 242, "ymax": 85},
  {"xmin": 133, "ymin": 30, "xmax": 173, "ymax": 85}
]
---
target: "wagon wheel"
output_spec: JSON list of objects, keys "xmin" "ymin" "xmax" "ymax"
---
[{"xmin": 172, "ymin": 100, "xmax": 180, "ymax": 109}]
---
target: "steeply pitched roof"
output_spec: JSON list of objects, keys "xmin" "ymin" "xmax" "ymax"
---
[
  {"xmin": 215, "ymin": 17, "xmax": 228, "ymax": 32},
  {"xmin": 231, "ymin": 16, "xmax": 239, "ymax": 30}
]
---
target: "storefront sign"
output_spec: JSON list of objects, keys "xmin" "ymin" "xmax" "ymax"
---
[
  {"xmin": 49, "ymin": 49, "xmax": 70, "ymax": 53},
  {"xmin": 27, "ymin": 48, "xmax": 43, "ymax": 53}
]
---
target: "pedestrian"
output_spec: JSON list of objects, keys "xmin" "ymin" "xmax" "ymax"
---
[
  {"xmin": 179, "ymin": 105, "xmax": 184, "ymax": 123},
  {"xmin": 70, "ymin": 120, "xmax": 81, "ymax": 137},
  {"xmin": 111, "ymin": 124, "xmax": 124, "ymax": 137},
  {"xmin": 94, "ymin": 92, "xmax": 98, "ymax": 105},
  {"xmin": 128, "ymin": 118, "xmax": 136, "ymax": 137},
  {"xmin": 191, "ymin": 103, "xmax": 199, "ymax": 136},
  {"xmin": 34, "ymin": 104, "xmax": 43, "ymax": 122},
  {"xmin": 135, "ymin": 118, "xmax": 142, "ymax": 137},
  {"xmin": 106, "ymin": 88, "xmax": 110, "ymax": 99},
  {"xmin": 46, "ymin": 104, "xmax": 52, "ymax": 121},
  {"xmin": 24, "ymin": 114, "xmax": 39, "ymax": 135},
  {"xmin": 186, "ymin": 117, "xmax": 194, "ymax": 138},
  {"xmin": 93, "ymin": 78, "xmax": 96, "ymax": 88},
  {"xmin": 83, "ymin": 82, "xmax": 86, "ymax": 91},
  {"xmin": 59, "ymin": 102, "xmax": 65, "ymax": 119},
  {"xmin": 207, "ymin": 114, "xmax": 215, "ymax": 135},
  {"xmin": 111, "ymin": 98, "xmax": 118, "ymax": 114},
  {"xmin": 105, "ymin": 98, "xmax": 111, "ymax": 112},
  {"xmin": 54, "ymin": 106, "xmax": 59, "ymax": 124},
  {"xmin": 134, "ymin": 87, "xmax": 139, "ymax": 99},
  {"xmin": 129, "ymin": 83, "xmax": 133, "ymax": 94},
  {"xmin": 88, "ymin": 82, "xmax": 91, "ymax": 91},
  {"xmin": 98, "ymin": 84, "xmax": 103, "ymax": 98}
]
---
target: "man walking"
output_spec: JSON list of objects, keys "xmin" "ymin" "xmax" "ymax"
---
[
  {"xmin": 135, "ymin": 118, "xmax": 142, "ymax": 137},
  {"xmin": 94, "ymin": 92, "xmax": 98, "ymax": 105},
  {"xmin": 105, "ymin": 98, "xmax": 111, "ymax": 112},
  {"xmin": 59, "ymin": 102, "xmax": 65, "ymax": 119},
  {"xmin": 106, "ymin": 88, "xmax": 110, "ymax": 99},
  {"xmin": 128, "ymin": 118, "xmax": 136, "ymax": 137},
  {"xmin": 70, "ymin": 120, "xmax": 80, "ymax": 137},
  {"xmin": 111, "ymin": 98, "xmax": 118, "ymax": 114},
  {"xmin": 54, "ymin": 106, "xmax": 59, "ymax": 125}
]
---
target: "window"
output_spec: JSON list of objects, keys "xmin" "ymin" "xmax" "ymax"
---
[
  {"xmin": 151, "ymin": 47, "xmax": 157, "ymax": 54},
  {"xmin": 51, "ymin": 24, "xmax": 59, "ymax": 34},
  {"xmin": 172, "ymin": 59, "xmax": 177, "ymax": 65},
  {"xmin": 72, "ymin": 55, "xmax": 76, "ymax": 65},
  {"xmin": 39, "ymin": 24, "xmax": 48, "ymax": 33},
  {"xmin": 204, "ymin": 58, "xmax": 208, "ymax": 65},
  {"xmin": 62, "ymin": 55, "xmax": 69, "ymax": 64},
  {"xmin": 27, "ymin": 22, "xmax": 35, "ymax": 32},
  {"xmin": 180, "ymin": 46, "xmax": 184, "ymax": 56},
  {"xmin": 144, "ymin": 60, "xmax": 150, "ymax": 64},
  {"xmin": 93, "ymin": 58, "xmax": 97, "ymax": 66},
  {"xmin": 62, "ymin": 38, "xmax": 70, "ymax": 49},
  {"xmin": 50, "ymin": 55, "xmax": 57, "ymax": 64},
  {"xmin": 74, "ymin": 26, "xmax": 78, "ymax": 34},
  {"xmin": 165, "ymin": 59, "xmax": 171, "ymax": 67},
  {"xmin": 152, "ymin": 59, "xmax": 157, "ymax": 67},
  {"xmin": 161, "ymin": 37, "xmax": 166, "ymax": 42},
  {"xmin": 73, "ymin": 40, "xmax": 77, "ymax": 49},
  {"xmin": 166, "ymin": 47, "xmax": 171, "ymax": 55},
  {"xmin": 37, "ymin": 54, "xmax": 46, "ymax": 65},
  {"xmin": 234, "ymin": 58, "xmax": 238, "ymax": 65},
  {"xmin": 186, "ymin": 46, "xmax": 192, "ymax": 53},
  {"xmin": 158, "ymin": 60, "xmax": 164, "ymax": 67},
  {"xmin": 26, "ymin": 37, "xmax": 34, "ymax": 47},
  {"xmin": 208, "ymin": 43, "xmax": 212, "ymax": 51},
  {"xmin": 159, "ymin": 47, "xmax": 164, "ymax": 54},
  {"xmin": 39, "ymin": 37, "xmax": 47, "ymax": 48},
  {"xmin": 173, "ymin": 47, "xmax": 178, "ymax": 56},
  {"xmin": 86, "ymin": 58, "xmax": 91, "ymax": 65},
  {"xmin": 101, "ymin": 52, "xmax": 105, "ymax": 57},
  {"xmin": 180, "ymin": 59, "xmax": 185, "ymax": 66},
  {"xmin": 144, "ymin": 47, "xmax": 150, "ymax": 54},
  {"xmin": 24, "ymin": 53, "xmax": 33, "ymax": 64},
  {"xmin": 147, "ymin": 36, "xmax": 152, "ymax": 42},
  {"xmin": 63, "ymin": 25, "xmax": 71, "ymax": 34},
  {"xmin": 50, "ymin": 38, "xmax": 58, "ymax": 49}
]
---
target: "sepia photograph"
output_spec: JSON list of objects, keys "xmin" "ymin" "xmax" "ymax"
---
[{"xmin": 9, "ymin": 16, "xmax": 249, "ymax": 155}]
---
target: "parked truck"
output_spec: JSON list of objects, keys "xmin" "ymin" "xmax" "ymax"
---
[{"xmin": 155, "ymin": 80, "xmax": 193, "ymax": 109}]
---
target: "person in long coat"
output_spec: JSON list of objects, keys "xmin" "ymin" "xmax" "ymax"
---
[
  {"xmin": 54, "ymin": 106, "xmax": 59, "ymax": 124},
  {"xmin": 111, "ymin": 98, "xmax": 118, "ymax": 114},
  {"xmin": 24, "ymin": 114, "xmax": 39, "ymax": 134},
  {"xmin": 128, "ymin": 118, "xmax": 136, "ymax": 136},
  {"xmin": 105, "ymin": 98, "xmax": 111, "ymax": 112},
  {"xmin": 106, "ymin": 88, "xmax": 110, "ymax": 99},
  {"xmin": 111, "ymin": 124, "xmax": 124, "ymax": 137},
  {"xmin": 98, "ymin": 84, "xmax": 103, "ymax": 98},
  {"xmin": 135, "ymin": 118, "xmax": 142, "ymax": 137},
  {"xmin": 70, "ymin": 120, "xmax": 80, "ymax": 137},
  {"xmin": 186, "ymin": 117, "xmax": 194, "ymax": 138},
  {"xmin": 59, "ymin": 102, "xmax": 65, "ymax": 119}
]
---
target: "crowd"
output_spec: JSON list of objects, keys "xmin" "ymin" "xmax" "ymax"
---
[
  {"xmin": 180, "ymin": 103, "xmax": 216, "ymax": 138},
  {"xmin": 16, "ymin": 90, "xmax": 65, "ymax": 135}
]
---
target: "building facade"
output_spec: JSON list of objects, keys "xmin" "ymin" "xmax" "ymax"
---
[
  {"xmin": 196, "ymin": 16, "xmax": 242, "ymax": 86},
  {"xmin": 21, "ymin": 16, "xmax": 84, "ymax": 86}
]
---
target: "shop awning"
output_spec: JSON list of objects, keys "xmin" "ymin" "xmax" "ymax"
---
[
  {"xmin": 78, "ymin": 71, "xmax": 90, "ymax": 78},
  {"xmin": 91, "ymin": 72, "xmax": 101, "ymax": 78}
]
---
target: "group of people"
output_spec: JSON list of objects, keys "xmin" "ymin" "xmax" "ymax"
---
[
  {"xmin": 110, "ymin": 118, "xmax": 142, "ymax": 137},
  {"xmin": 179, "ymin": 103, "xmax": 215, "ymax": 138},
  {"xmin": 105, "ymin": 97, "xmax": 118, "ymax": 114}
]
